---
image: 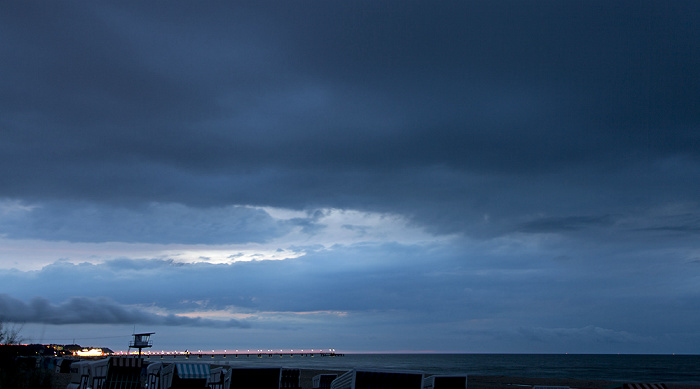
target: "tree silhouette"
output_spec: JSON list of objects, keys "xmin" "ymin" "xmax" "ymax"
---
[{"xmin": 0, "ymin": 319, "xmax": 24, "ymax": 344}]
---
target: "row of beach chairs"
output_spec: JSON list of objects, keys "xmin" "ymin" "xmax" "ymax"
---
[
  {"xmin": 64, "ymin": 356, "xmax": 671, "ymax": 389},
  {"xmin": 65, "ymin": 356, "xmax": 467, "ymax": 389}
]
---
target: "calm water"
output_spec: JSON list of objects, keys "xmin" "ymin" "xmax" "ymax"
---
[{"xmin": 144, "ymin": 354, "xmax": 700, "ymax": 384}]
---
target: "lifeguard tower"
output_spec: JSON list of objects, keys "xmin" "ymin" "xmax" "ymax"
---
[{"xmin": 129, "ymin": 332, "xmax": 154, "ymax": 357}]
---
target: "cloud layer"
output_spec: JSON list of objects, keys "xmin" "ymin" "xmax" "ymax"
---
[
  {"xmin": 0, "ymin": 1, "xmax": 699, "ymax": 353},
  {"xmin": 2, "ymin": 235, "xmax": 699, "ymax": 352},
  {"xmin": 0, "ymin": 294, "xmax": 248, "ymax": 328}
]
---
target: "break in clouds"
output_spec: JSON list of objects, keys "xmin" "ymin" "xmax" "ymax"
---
[{"xmin": 2, "ymin": 237, "xmax": 700, "ymax": 352}]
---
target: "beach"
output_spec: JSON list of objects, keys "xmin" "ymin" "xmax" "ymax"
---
[{"xmin": 49, "ymin": 369, "xmax": 700, "ymax": 389}]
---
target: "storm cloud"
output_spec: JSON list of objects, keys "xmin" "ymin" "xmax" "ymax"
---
[
  {"xmin": 0, "ymin": 294, "xmax": 248, "ymax": 328},
  {"xmin": 0, "ymin": 1, "xmax": 699, "ymax": 353}
]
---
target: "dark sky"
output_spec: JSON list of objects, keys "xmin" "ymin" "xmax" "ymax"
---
[{"xmin": 1, "ymin": 1, "xmax": 699, "ymax": 353}]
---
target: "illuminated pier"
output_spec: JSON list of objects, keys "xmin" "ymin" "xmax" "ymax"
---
[{"xmin": 118, "ymin": 349, "xmax": 344, "ymax": 359}]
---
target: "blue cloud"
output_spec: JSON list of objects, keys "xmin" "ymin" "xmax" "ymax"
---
[
  {"xmin": 1, "ymin": 0, "xmax": 699, "ymax": 353},
  {"xmin": 1, "ymin": 237, "xmax": 698, "ymax": 352},
  {"xmin": 0, "ymin": 294, "xmax": 248, "ymax": 328},
  {"xmin": 0, "ymin": 202, "xmax": 288, "ymax": 244}
]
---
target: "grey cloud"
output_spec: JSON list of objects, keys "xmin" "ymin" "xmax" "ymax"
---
[
  {"xmin": 517, "ymin": 215, "xmax": 615, "ymax": 233},
  {"xmin": 286, "ymin": 211, "xmax": 328, "ymax": 235},
  {"xmin": 0, "ymin": 294, "xmax": 249, "ymax": 328},
  {"xmin": 1, "ymin": 0, "xmax": 700, "ymax": 353},
  {"xmin": 1, "ymin": 233, "xmax": 698, "ymax": 352},
  {"xmin": 641, "ymin": 225, "xmax": 700, "ymax": 234},
  {"xmin": 3, "ymin": 239, "xmax": 698, "ymax": 336},
  {"xmin": 0, "ymin": 202, "xmax": 287, "ymax": 244},
  {"xmin": 0, "ymin": 1, "xmax": 698, "ymax": 242},
  {"xmin": 518, "ymin": 326, "xmax": 651, "ymax": 345},
  {"xmin": 632, "ymin": 212, "xmax": 700, "ymax": 235}
]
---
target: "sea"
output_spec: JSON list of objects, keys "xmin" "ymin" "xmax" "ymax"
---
[{"xmin": 142, "ymin": 354, "xmax": 700, "ymax": 384}]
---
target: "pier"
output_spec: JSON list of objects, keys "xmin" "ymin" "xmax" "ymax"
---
[{"xmin": 116, "ymin": 350, "xmax": 344, "ymax": 359}]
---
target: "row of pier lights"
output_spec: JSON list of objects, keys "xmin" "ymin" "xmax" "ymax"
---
[{"xmin": 115, "ymin": 348, "xmax": 341, "ymax": 357}]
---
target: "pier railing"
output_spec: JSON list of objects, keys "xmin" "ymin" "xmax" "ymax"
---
[{"xmin": 116, "ymin": 350, "xmax": 343, "ymax": 359}]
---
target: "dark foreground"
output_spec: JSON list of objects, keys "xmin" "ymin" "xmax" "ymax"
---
[
  {"xmin": 45, "ymin": 370, "xmax": 700, "ymax": 389},
  {"xmin": 466, "ymin": 375, "xmax": 699, "ymax": 389}
]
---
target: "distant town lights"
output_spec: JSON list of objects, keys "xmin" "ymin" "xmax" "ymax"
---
[{"xmin": 76, "ymin": 348, "xmax": 104, "ymax": 357}]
